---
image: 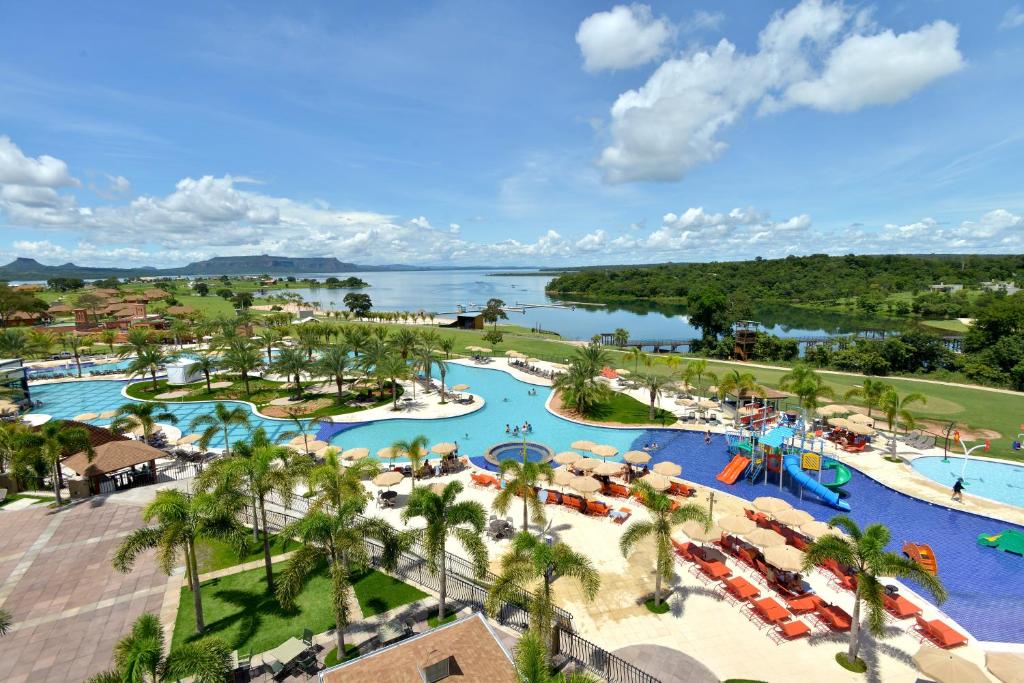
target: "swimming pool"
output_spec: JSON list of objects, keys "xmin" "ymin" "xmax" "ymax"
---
[
  {"xmin": 487, "ymin": 441, "xmax": 553, "ymax": 465},
  {"xmin": 27, "ymin": 362, "xmax": 1024, "ymax": 644},
  {"xmin": 912, "ymin": 456, "xmax": 1024, "ymax": 508}
]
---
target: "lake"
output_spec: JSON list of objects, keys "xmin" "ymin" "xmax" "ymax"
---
[{"xmin": 269, "ymin": 269, "xmax": 899, "ymax": 342}]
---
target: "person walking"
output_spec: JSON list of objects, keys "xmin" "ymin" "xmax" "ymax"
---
[{"xmin": 952, "ymin": 477, "xmax": 965, "ymax": 503}]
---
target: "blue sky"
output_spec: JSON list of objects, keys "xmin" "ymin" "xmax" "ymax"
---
[{"xmin": 0, "ymin": 0, "xmax": 1022, "ymax": 267}]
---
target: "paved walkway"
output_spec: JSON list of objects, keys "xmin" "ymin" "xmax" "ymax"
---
[{"xmin": 612, "ymin": 644, "xmax": 718, "ymax": 683}]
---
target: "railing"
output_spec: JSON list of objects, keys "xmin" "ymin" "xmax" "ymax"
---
[{"xmin": 556, "ymin": 630, "xmax": 662, "ymax": 683}]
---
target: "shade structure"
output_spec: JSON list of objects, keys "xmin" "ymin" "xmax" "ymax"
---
[
  {"xmin": 593, "ymin": 461, "xmax": 624, "ymax": 477},
  {"xmin": 652, "ymin": 461, "xmax": 682, "ymax": 477},
  {"xmin": 574, "ymin": 457, "xmax": 600, "ymax": 472},
  {"xmin": 640, "ymin": 473, "xmax": 670, "ymax": 491},
  {"xmin": 296, "ymin": 440, "xmax": 329, "ymax": 453},
  {"xmin": 623, "ymin": 450, "xmax": 651, "ymax": 465},
  {"xmin": 377, "ymin": 446, "xmax": 402, "ymax": 460},
  {"xmin": 527, "ymin": 357, "xmax": 541, "ymax": 363},
  {"xmin": 697, "ymin": 399, "xmax": 718, "ymax": 410},
  {"xmin": 914, "ymin": 646, "xmax": 988, "ymax": 683},
  {"xmin": 590, "ymin": 444, "xmax": 618, "ymax": 459},
  {"xmin": 74, "ymin": 412, "xmax": 98, "ymax": 421},
  {"xmin": 431, "ymin": 442, "xmax": 457, "ymax": 455},
  {"xmin": 550, "ymin": 468, "xmax": 575, "ymax": 487},
  {"xmin": 815, "ymin": 404, "xmax": 849, "ymax": 417},
  {"xmin": 845, "ymin": 422, "xmax": 875, "ymax": 436},
  {"xmin": 314, "ymin": 445, "xmax": 336, "ymax": 457},
  {"xmin": 680, "ymin": 520, "xmax": 721, "ymax": 543},
  {"xmin": 774, "ymin": 508, "xmax": 814, "ymax": 527},
  {"xmin": 342, "ymin": 447, "xmax": 369, "ymax": 460},
  {"xmin": 476, "ymin": 347, "xmax": 492, "ymax": 353},
  {"xmin": 504, "ymin": 350, "xmax": 524, "ymax": 358},
  {"xmin": 847, "ymin": 413, "xmax": 874, "ymax": 425},
  {"xmin": 828, "ymin": 417, "xmax": 853, "ymax": 429},
  {"xmin": 986, "ymin": 651, "xmax": 1024, "ymax": 683},
  {"xmin": 753, "ymin": 496, "xmax": 792, "ymax": 514},
  {"xmin": 98, "ymin": 410, "xmax": 118, "ymax": 419},
  {"xmin": 451, "ymin": 384, "xmax": 470, "ymax": 392},
  {"xmin": 707, "ymin": 385, "xmax": 718, "ymax": 394},
  {"xmin": 718, "ymin": 515, "xmax": 757, "ymax": 535},
  {"xmin": 372, "ymin": 471, "xmax": 404, "ymax": 487},
  {"xmin": 745, "ymin": 528, "xmax": 787, "ymax": 548},
  {"xmin": 800, "ymin": 520, "xmax": 844, "ymax": 540},
  {"xmin": 570, "ymin": 475, "xmax": 600, "ymax": 495},
  {"xmin": 288, "ymin": 435, "xmax": 309, "ymax": 447},
  {"xmin": 176, "ymin": 433, "xmax": 203, "ymax": 445},
  {"xmin": 571, "ymin": 440, "xmax": 595, "ymax": 451},
  {"xmin": 429, "ymin": 482, "xmax": 449, "ymax": 495},
  {"xmin": 675, "ymin": 398, "xmax": 695, "ymax": 406},
  {"xmin": 763, "ymin": 545, "xmax": 806, "ymax": 572},
  {"xmin": 553, "ymin": 451, "xmax": 581, "ymax": 465}
]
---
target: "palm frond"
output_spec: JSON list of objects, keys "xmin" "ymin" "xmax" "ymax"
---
[{"xmin": 112, "ymin": 527, "xmax": 163, "ymax": 573}]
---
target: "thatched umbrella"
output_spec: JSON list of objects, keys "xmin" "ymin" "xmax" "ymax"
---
[
  {"xmin": 800, "ymin": 520, "xmax": 844, "ymax": 540},
  {"xmin": 98, "ymin": 410, "xmax": 118, "ymax": 419},
  {"xmin": 680, "ymin": 520, "xmax": 720, "ymax": 543},
  {"xmin": 652, "ymin": 461, "xmax": 681, "ymax": 477},
  {"xmin": 451, "ymin": 384, "xmax": 469, "ymax": 392},
  {"xmin": 377, "ymin": 446, "xmax": 402, "ymax": 464},
  {"xmin": 745, "ymin": 528, "xmax": 787, "ymax": 548},
  {"xmin": 986, "ymin": 651, "xmax": 1024, "ymax": 683},
  {"xmin": 176, "ymin": 433, "xmax": 203, "ymax": 446},
  {"xmin": 846, "ymin": 422, "xmax": 875, "ymax": 436},
  {"xmin": 816, "ymin": 404, "xmax": 849, "ymax": 417},
  {"xmin": 342, "ymin": 447, "xmax": 369, "ymax": 460},
  {"xmin": 616, "ymin": 368, "xmax": 631, "ymax": 376},
  {"xmin": 574, "ymin": 458, "xmax": 600, "ymax": 472},
  {"xmin": 774, "ymin": 508, "xmax": 814, "ymax": 527},
  {"xmin": 763, "ymin": 545, "xmax": 806, "ymax": 572},
  {"xmin": 431, "ymin": 442, "xmax": 458, "ymax": 455},
  {"xmin": 74, "ymin": 412, "xmax": 98, "ymax": 421},
  {"xmin": 675, "ymin": 398, "xmax": 695, "ymax": 406},
  {"xmin": 697, "ymin": 399, "xmax": 717, "ymax": 410},
  {"xmin": 372, "ymin": 471, "xmax": 404, "ymax": 488},
  {"xmin": 640, "ymin": 473, "xmax": 670, "ymax": 491},
  {"xmin": 288, "ymin": 436, "xmax": 309, "ymax": 447},
  {"xmin": 913, "ymin": 646, "xmax": 988, "ymax": 683},
  {"xmin": 753, "ymin": 496, "xmax": 792, "ymax": 514},
  {"xmin": 848, "ymin": 413, "xmax": 874, "ymax": 425},
  {"xmin": 593, "ymin": 461, "xmax": 623, "ymax": 477},
  {"xmin": 570, "ymin": 476, "xmax": 601, "ymax": 496},
  {"xmin": 623, "ymin": 451, "xmax": 651, "ymax": 465},
  {"xmin": 553, "ymin": 451, "xmax": 581, "ymax": 465},
  {"xmin": 591, "ymin": 444, "xmax": 618, "ymax": 459},
  {"xmin": 549, "ymin": 468, "xmax": 575, "ymax": 488},
  {"xmin": 718, "ymin": 515, "xmax": 756, "ymax": 535},
  {"xmin": 571, "ymin": 440, "xmax": 595, "ymax": 451}
]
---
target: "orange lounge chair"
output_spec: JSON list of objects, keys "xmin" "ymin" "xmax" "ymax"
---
[
  {"xmin": 775, "ymin": 619, "xmax": 811, "ymax": 642},
  {"xmin": 751, "ymin": 597, "xmax": 789, "ymax": 625},
  {"xmin": 607, "ymin": 483, "xmax": 631, "ymax": 498},
  {"xmin": 784, "ymin": 594, "xmax": 825, "ymax": 614},
  {"xmin": 585, "ymin": 500, "xmax": 610, "ymax": 516},
  {"xmin": 470, "ymin": 473, "xmax": 492, "ymax": 487},
  {"xmin": 816, "ymin": 605, "xmax": 852, "ymax": 632},
  {"xmin": 884, "ymin": 593, "xmax": 922, "ymax": 619},
  {"xmin": 696, "ymin": 556, "xmax": 731, "ymax": 580},
  {"xmin": 672, "ymin": 538, "xmax": 696, "ymax": 561},
  {"xmin": 914, "ymin": 615, "xmax": 968, "ymax": 649},
  {"xmin": 544, "ymin": 490, "xmax": 562, "ymax": 505},
  {"xmin": 724, "ymin": 576, "xmax": 760, "ymax": 601},
  {"xmin": 669, "ymin": 481, "xmax": 695, "ymax": 497},
  {"xmin": 562, "ymin": 496, "xmax": 584, "ymax": 512}
]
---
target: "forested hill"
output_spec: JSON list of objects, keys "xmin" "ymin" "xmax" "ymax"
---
[{"xmin": 545, "ymin": 254, "xmax": 1024, "ymax": 303}]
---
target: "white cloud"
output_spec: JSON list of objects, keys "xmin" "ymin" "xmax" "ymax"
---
[
  {"xmin": 409, "ymin": 216, "xmax": 432, "ymax": 229},
  {"xmin": 646, "ymin": 206, "xmax": 811, "ymax": 252},
  {"xmin": 685, "ymin": 10, "xmax": 724, "ymax": 33},
  {"xmin": 576, "ymin": 4, "xmax": 674, "ymax": 72},
  {"xmin": 575, "ymin": 229, "xmax": 607, "ymax": 252},
  {"xmin": 0, "ymin": 135, "xmax": 78, "ymax": 188},
  {"xmin": 596, "ymin": 0, "xmax": 964, "ymax": 183},
  {"xmin": 448, "ymin": 223, "xmax": 461, "ymax": 234},
  {"xmin": 1001, "ymin": 6, "xmax": 1024, "ymax": 29}
]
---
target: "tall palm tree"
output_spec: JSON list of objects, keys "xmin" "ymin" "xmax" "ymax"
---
[
  {"xmin": 169, "ymin": 320, "xmax": 192, "ymax": 349},
  {"xmin": 438, "ymin": 335, "xmax": 455, "ymax": 359},
  {"xmin": 254, "ymin": 327, "xmax": 282, "ymax": 365},
  {"xmin": 391, "ymin": 435, "xmax": 429, "ymax": 488},
  {"xmin": 636, "ymin": 373, "xmax": 673, "ymax": 421},
  {"xmin": 492, "ymin": 444, "xmax": 554, "ymax": 531},
  {"xmin": 376, "ymin": 351, "xmax": 409, "ymax": 409},
  {"xmin": 87, "ymin": 612, "xmax": 231, "ymax": 683},
  {"xmin": 121, "ymin": 328, "xmax": 154, "ymax": 357},
  {"xmin": 98, "ymin": 328, "xmax": 118, "ymax": 355},
  {"xmin": 717, "ymin": 369, "xmax": 765, "ymax": 425},
  {"xmin": 879, "ymin": 387, "xmax": 927, "ymax": 459},
  {"xmin": 342, "ymin": 325, "xmax": 370, "ymax": 359},
  {"xmin": 844, "ymin": 378, "xmax": 890, "ymax": 418},
  {"xmin": 552, "ymin": 361, "xmax": 610, "ymax": 416},
  {"xmin": 434, "ymin": 356, "xmax": 450, "ymax": 403},
  {"xmin": 513, "ymin": 630, "xmax": 599, "ymax": 683},
  {"xmin": 779, "ymin": 363, "xmax": 835, "ymax": 430},
  {"xmin": 279, "ymin": 410, "xmax": 325, "ymax": 455},
  {"xmin": 276, "ymin": 498, "xmax": 405, "ymax": 657},
  {"xmin": 391, "ymin": 328, "xmax": 419, "ymax": 359},
  {"xmin": 62, "ymin": 333, "xmax": 91, "ymax": 377},
  {"xmin": 191, "ymin": 352, "xmax": 219, "ymax": 392},
  {"xmin": 127, "ymin": 343, "xmax": 177, "ymax": 390},
  {"xmin": 27, "ymin": 329, "xmax": 57, "ymax": 358},
  {"xmin": 189, "ymin": 402, "xmax": 251, "ymax": 456},
  {"xmin": 316, "ymin": 343, "xmax": 354, "ymax": 401},
  {"xmin": 19, "ymin": 420, "xmax": 93, "ymax": 505},
  {"xmin": 113, "ymin": 489, "xmax": 247, "ymax": 634},
  {"xmin": 271, "ymin": 346, "xmax": 309, "ymax": 398},
  {"xmin": 402, "ymin": 481, "xmax": 488, "ymax": 621},
  {"xmin": 576, "ymin": 342, "xmax": 610, "ymax": 376},
  {"xmin": 221, "ymin": 338, "xmax": 263, "ymax": 395},
  {"xmin": 0, "ymin": 328, "xmax": 28, "ymax": 358},
  {"xmin": 626, "ymin": 347, "xmax": 644, "ymax": 373},
  {"xmin": 802, "ymin": 516, "xmax": 946, "ymax": 667},
  {"xmin": 414, "ymin": 341, "xmax": 441, "ymax": 392},
  {"xmin": 619, "ymin": 479, "xmax": 711, "ymax": 607},
  {"xmin": 486, "ymin": 532, "xmax": 600, "ymax": 644},
  {"xmin": 305, "ymin": 448, "xmax": 380, "ymax": 513},
  {"xmin": 359, "ymin": 337, "xmax": 392, "ymax": 396},
  {"xmin": 111, "ymin": 402, "xmax": 178, "ymax": 443},
  {"xmin": 682, "ymin": 359, "xmax": 717, "ymax": 398}
]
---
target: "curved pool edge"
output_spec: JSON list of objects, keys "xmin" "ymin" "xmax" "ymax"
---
[{"xmin": 910, "ymin": 454, "xmax": 1024, "ymax": 511}]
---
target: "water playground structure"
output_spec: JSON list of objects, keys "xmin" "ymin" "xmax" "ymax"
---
[
  {"xmin": 719, "ymin": 426, "xmax": 853, "ymax": 512},
  {"xmin": 978, "ymin": 529, "xmax": 1024, "ymax": 556}
]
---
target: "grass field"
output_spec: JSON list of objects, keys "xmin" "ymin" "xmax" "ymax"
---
[
  {"xmin": 193, "ymin": 533, "xmax": 291, "ymax": 574},
  {"xmin": 583, "ymin": 391, "xmax": 676, "ymax": 425},
  {"xmin": 0, "ymin": 493, "xmax": 51, "ymax": 508},
  {"xmin": 920, "ymin": 319, "xmax": 971, "ymax": 333}
]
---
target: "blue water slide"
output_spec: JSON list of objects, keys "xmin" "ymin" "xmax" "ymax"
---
[{"xmin": 782, "ymin": 454, "xmax": 852, "ymax": 512}]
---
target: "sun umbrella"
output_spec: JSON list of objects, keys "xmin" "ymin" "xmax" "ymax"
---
[
  {"xmin": 846, "ymin": 422, "xmax": 875, "ymax": 436},
  {"xmin": 550, "ymin": 469, "xmax": 575, "ymax": 487},
  {"xmin": 176, "ymin": 433, "xmax": 203, "ymax": 445},
  {"xmin": 377, "ymin": 446, "xmax": 402, "ymax": 461},
  {"xmin": 816, "ymin": 404, "xmax": 849, "ymax": 417},
  {"xmin": 847, "ymin": 413, "xmax": 874, "ymax": 425},
  {"xmin": 745, "ymin": 528, "xmax": 787, "ymax": 548},
  {"xmin": 476, "ymin": 347, "xmax": 492, "ymax": 353},
  {"xmin": 574, "ymin": 458, "xmax": 600, "ymax": 472},
  {"xmin": 553, "ymin": 451, "xmax": 581, "ymax": 465},
  {"xmin": 828, "ymin": 417, "xmax": 853, "ymax": 429},
  {"xmin": 800, "ymin": 520, "xmax": 844, "ymax": 540},
  {"xmin": 591, "ymin": 444, "xmax": 618, "ymax": 459},
  {"xmin": 504, "ymin": 349, "xmax": 520, "ymax": 356},
  {"xmin": 342, "ymin": 447, "xmax": 369, "ymax": 460},
  {"xmin": 680, "ymin": 520, "xmax": 721, "ymax": 543},
  {"xmin": 314, "ymin": 445, "xmax": 336, "ymax": 457},
  {"xmin": 753, "ymin": 496, "xmax": 792, "ymax": 514},
  {"xmin": 571, "ymin": 440, "xmax": 595, "ymax": 451},
  {"xmin": 640, "ymin": 473, "xmax": 670, "ymax": 491},
  {"xmin": 98, "ymin": 410, "xmax": 118, "ymax": 419},
  {"xmin": 527, "ymin": 357, "xmax": 540, "ymax": 363},
  {"xmin": 570, "ymin": 476, "xmax": 600, "ymax": 495},
  {"xmin": 986, "ymin": 651, "xmax": 1024, "ymax": 683},
  {"xmin": 431, "ymin": 442, "xmax": 457, "ymax": 455},
  {"xmin": 774, "ymin": 508, "xmax": 814, "ymax": 527},
  {"xmin": 593, "ymin": 461, "xmax": 623, "ymax": 477},
  {"xmin": 74, "ymin": 412, "xmax": 98, "ymax": 421},
  {"xmin": 697, "ymin": 399, "xmax": 717, "ymax": 410},
  {"xmin": 288, "ymin": 435, "xmax": 309, "ymax": 447},
  {"xmin": 298, "ymin": 440, "xmax": 329, "ymax": 453},
  {"xmin": 652, "ymin": 461, "xmax": 682, "ymax": 477},
  {"xmin": 763, "ymin": 545, "xmax": 806, "ymax": 572},
  {"xmin": 675, "ymin": 398, "xmax": 695, "ymax": 406},
  {"xmin": 372, "ymin": 471, "xmax": 404, "ymax": 488},
  {"xmin": 707, "ymin": 385, "xmax": 718, "ymax": 394},
  {"xmin": 430, "ymin": 482, "xmax": 449, "ymax": 495},
  {"xmin": 718, "ymin": 515, "xmax": 757, "ymax": 535},
  {"xmin": 623, "ymin": 451, "xmax": 651, "ymax": 465},
  {"xmin": 451, "ymin": 384, "xmax": 469, "ymax": 392},
  {"xmin": 914, "ymin": 646, "xmax": 989, "ymax": 683}
]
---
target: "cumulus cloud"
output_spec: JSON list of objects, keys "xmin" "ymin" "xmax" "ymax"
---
[
  {"xmin": 0, "ymin": 135, "xmax": 78, "ymax": 188},
  {"xmin": 596, "ymin": 0, "xmax": 964, "ymax": 183},
  {"xmin": 643, "ymin": 206, "xmax": 812, "ymax": 255},
  {"xmin": 576, "ymin": 4, "xmax": 674, "ymax": 72},
  {"xmin": 1001, "ymin": 6, "xmax": 1024, "ymax": 29}
]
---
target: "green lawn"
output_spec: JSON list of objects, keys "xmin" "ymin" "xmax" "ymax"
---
[
  {"xmin": 323, "ymin": 644, "xmax": 360, "ymax": 667},
  {"xmin": 581, "ymin": 391, "xmax": 676, "ymax": 426},
  {"xmin": 193, "ymin": 533, "xmax": 291, "ymax": 574},
  {"xmin": 0, "ymin": 493, "xmax": 52, "ymax": 508},
  {"xmin": 172, "ymin": 562, "xmax": 427, "ymax": 654},
  {"xmin": 920, "ymin": 319, "xmax": 970, "ymax": 333}
]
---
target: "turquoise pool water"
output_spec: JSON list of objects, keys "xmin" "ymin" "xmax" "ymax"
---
[{"xmin": 912, "ymin": 456, "xmax": 1024, "ymax": 508}]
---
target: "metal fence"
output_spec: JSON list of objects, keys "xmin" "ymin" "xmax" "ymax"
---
[{"xmin": 556, "ymin": 630, "xmax": 661, "ymax": 683}]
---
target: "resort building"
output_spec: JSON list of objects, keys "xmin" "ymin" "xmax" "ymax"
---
[{"xmin": 0, "ymin": 357, "xmax": 30, "ymax": 406}]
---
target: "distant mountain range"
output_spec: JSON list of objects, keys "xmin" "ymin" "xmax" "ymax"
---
[{"xmin": 0, "ymin": 256, "xmax": 534, "ymax": 280}]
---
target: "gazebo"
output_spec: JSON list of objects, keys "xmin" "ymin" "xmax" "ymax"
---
[{"xmin": 63, "ymin": 440, "xmax": 167, "ymax": 496}]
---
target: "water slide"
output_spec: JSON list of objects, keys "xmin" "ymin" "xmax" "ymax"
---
[
  {"xmin": 716, "ymin": 455, "xmax": 750, "ymax": 485},
  {"xmin": 821, "ymin": 460, "xmax": 851, "ymax": 491},
  {"xmin": 782, "ymin": 454, "xmax": 852, "ymax": 512}
]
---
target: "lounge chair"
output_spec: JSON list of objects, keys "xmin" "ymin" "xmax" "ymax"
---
[
  {"xmin": 545, "ymin": 490, "xmax": 562, "ymax": 505},
  {"xmin": 815, "ymin": 604, "xmax": 852, "ymax": 631},
  {"xmin": 784, "ymin": 594, "xmax": 824, "ymax": 614},
  {"xmin": 884, "ymin": 593, "xmax": 922, "ymax": 619},
  {"xmin": 669, "ymin": 481, "xmax": 695, "ymax": 497},
  {"xmin": 695, "ymin": 556, "xmax": 731, "ymax": 580},
  {"xmin": 607, "ymin": 483, "xmax": 631, "ymax": 498},
  {"xmin": 611, "ymin": 506, "xmax": 632, "ymax": 525},
  {"xmin": 723, "ymin": 576, "xmax": 760, "ymax": 603},
  {"xmin": 671, "ymin": 538, "xmax": 696, "ymax": 561},
  {"xmin": 772, "ymin": 619, "xmax": 811, "ymax": 643},
  {"xmin": 585, "ymin": 500, "xmax": 610, "ymax": 516},
  {"xmin": 914, "ymin": 615, "xmax": 967, "ymax": 648},
  {"xmin": 562, "ymin": 495, "xmax": 584, "ymax": 512}
]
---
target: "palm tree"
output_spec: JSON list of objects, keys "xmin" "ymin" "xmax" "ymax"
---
[
  {"xmin": 636, "ymin": 373, "xmax": 673, "ymax": 421},
  {"xmin": 844, "ymin": 378, "xmax": 890, "ymax": 418},
  {"xmin": 254, "ymin": 327, "xmax": 282, "ymax": 365},
  {"xmin": 342, "ymin": 325, "xmax": 370, "ymax": 359},
  {"xmin": 88, "ymin": 612, "xmax": 231, "ymax": 683},
  {"xmin": 19, "ymin": 420, "xmax": 93, "ymax": 505},
  {"xmin": 305, "ymin": 448, "xmax": 380, "ymax": 513},
  {"xmin": 189, "ymin": 402, "xmax": 251, "ymax": 456},
  {"xmin": 434, "ymin": 356, "xmax": 450, "ymax": 403},
  {"xmin": 169, "ymin": 320, "xmax": 191, "ymax": 349},
  {"xmin": 98, "ymin": 328, "xmax": 118, "ymax": 355},
  {"xmin": 402, "ymin": 481, "xmax": 488, "ymax": 621},
  {"xmin": 316, "ymin": 343, "xmax": 354, "ymax": 401},
  {"xmin": 376, "ymin": 351, "xmax": 409, "ymax": 409},
  {"xmin": 717, "ymin": 369, "xmax": 765, "ymax": 425},
  {"xmin": 627, "ymin": 347, "xmax": 644, "ymax": 373},
  {"xmin": 438, "ymin": 335, "xmax": 455, "ymax": 358},
  {"xmin": 26, "ymin": 329, "xmax": 56, "ymax": 358},
  {"xmin": 576, "ymin": 342, "xmax": 610, "ymax": 376},
  {"xmin": 414, "ymin": 341, "xmax": 441, "ymax": 393},
  {"xmin": 802, "ymin": 516, "xmax": 946, "ymax": 667},
  {"xmin": 879, "ymin": 387, "xmax": 927, "ymax": 459},
  {"xmin": 276, "ymin": 498, "xmax": 405, "ymax": 657},
  {"xmin": 486, "ymin": 532, "xmax": 600, "ymax": 643},
  {"xmin": 391, "ymin": 435, "xmax": 429, "ymax": 488},
  {"xmin": 191, "ymin": 352, "xmax": 219, "ymax": 392},
  {"xmin": 513, "ymin": 630, "xmax": 598, "ymax": 683},
  {"xmin": 271, "ymin": 346, "xmax": 309, "ymax": 399},
  {"xmin": 121, "ymin": 328, "xmax": 154, "ymax": 357},
  {"xmin": 279, "ymin": 410, "xmax": 325, "ymax": 455},
  {"xmin": 113, "ymin": 489, "xmax": 247, "ymax": 634},
  {"xmin": 682, "ymin": 359, "xmax": 716, "ymax": 398},
  {"xmin": 619, "ymin": 479, "xmax": 711, "ymax": 607},
  {"xmin": 779, "ymin": 363, "xmax": 835, "ymax": 431},
  {"xmin": 111, "ymin": 402, "xmax": 178, "ymax": 443},
  {"xmin": 359, "ymin": 337, "xmax": 392, "ymax": 396},
  {"xmin": 62, "ymin": 333, "xmax": 90, "ymax": 378},
  {"xmin": 221, "ymin": 338, "xmax": 263, "ymax": 394},
  {"xmin": 492, "ymin": 444, "xmax": 553, "ymax": 531},
  {"xmin": 127, "ymin": 343, "xmax": 177, "ymax": 390},
  {"xmin": 391, "ymin": 328, "xmax": 419, "ymax": 359},
  {"xmin": 0, "ymin": 607, "xmax": 11, "ymax": 636},
  {"xmin": 552, "ymin": 361, "xmax": 610, "ymax": 416}
]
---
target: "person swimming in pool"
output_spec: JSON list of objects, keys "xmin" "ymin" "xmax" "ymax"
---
[{"xmin": 705, "ymin": 430, "xmax": 712, "ymax": 445}]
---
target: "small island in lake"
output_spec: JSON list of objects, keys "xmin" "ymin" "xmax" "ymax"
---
[{"xmin": 325, "ymin": 276, "xmax": 370, "ymax": 288}]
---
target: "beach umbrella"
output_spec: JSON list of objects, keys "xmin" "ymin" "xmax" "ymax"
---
[
  {"xmin": 718, "ymin": 515, "xmax": 757, "ymax": 535},
  {"xmin": 707, "ymin": 385, "xmax": 718, "ymax": 395},
  {"xmin": 451, "ymin": 384, "xmax": 469, "ymax": 392},
  {"xmin": 640, "ymin": 473, "xmax": 670, "ymax": 491},
  {"xmin": 848, "ymin": 413, "xmax": 874, "ymax": 425},
  {"xmin": 623, "ymin": 450, "xmax": 651, "ymax": 465},
  {"xmin": 846, "ymin": 422, "xmax": 875, "ymax": 436},
  {"xmin": 680, "ymin": 520, "xmax": 721, "ymax": 543},
  {"xmin": 429, "ymin": 482, "xmax": 449, "ymax": 495},
  {"xmin": 800, "ymin": 520, "xmax": 844, "ymax": 540},
  {"xmin": 373, "ymin": 471, "xmax": 404, "ymax": 488},
  {"xmin": 816, "ymin": 404, "xmax": 848, "ymax": 417},
  {"xmin": 377, "ymin": 446, "xmax": 402, "ymax": 462},
  {"xmin": 554, "ymin": 451, "xmax": 581, "ymax": 465},
  {"xmin": 574, "ymin": 458, "xmax": 600, "ymax": 472},
  {"xmin": 697, "ymin": 399, "xmax": 717, "ymax": 410},
  {"xmin": 828, "ymin": 417, "xmax": 853, "ymax": 429},
  {"xmin": 527, "ymin": 357, "xmax": 540, "ymax": 363},
  {"xmin": 431, "ymin": 442, "xmax": 458, "ymax": 455},
  {"xmin": 913, "ymin": 646, "xmax": 988, "ymax": 683},
  {"xmin": 342, "ymin": 447, "xmax": 369, "ymax": 460},
  {"xmin": 299, "ymin": 440, "xmax": 329, "ymax": 453},
  {"xmin": 591, "ymin": 444, "xmax": 618, "ymax": 459},
  {"xmin": 571, "ymin": 440, "xmax": 595, "ymax": 451},
  {"xmin": 288, "ymin": 436, "xmax": 309, "ymax": 447},
  {"xmin": 98, "ymin": 410, "xmax": 118, "ymax": 419},
  {"xmin": 549, "ymin": 469, "xmax": 575, "ymax": 488},
  {"xmin": 465, "ymin": 345, "xmax": 483, "ymax": 352},
  {"xmin": 764, "ymin": 545, "xmax": 806, "ymax": 572},
  {"xmin": 593, "ymin": 461, "xmax": 623, "ymax": 477},
  {"xmin": 675, "ymin": 398, "xmax": 695, "ymax": 406},
  {"xmin": 314, "ymin": 445, "xmax": 336, "ymax": 457},
  {"xmin": 74, "ymin": 412, "xmax": 98, "ymax": 421},
  {"xmin": 986, "ymin": 651, "xmax": 1024, "ymax": 683},
  {"xmin": 176, "ymin": 433, "xmax": 203, "ymax": 446},
  {"xmin": 774, "ymin": 508, "xmax": 814, "ymax": 527},
  {"xmin": 652, "ymin": 461, "xmax": 681, "ymax": 477},
  {"xmin": 754, "ymin": 496, "xmax": 792, "ymax": 514},
  {"xmin": 745, "ymin": 528, "xmax": 787, "ymax": 548},
  {"xmin": 570, "ymin": 476, "xmax": 601, "ymax": 496},
  {"xmin": 476, "ymin": 347, "xmax": 492, "ymax": 353}
]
